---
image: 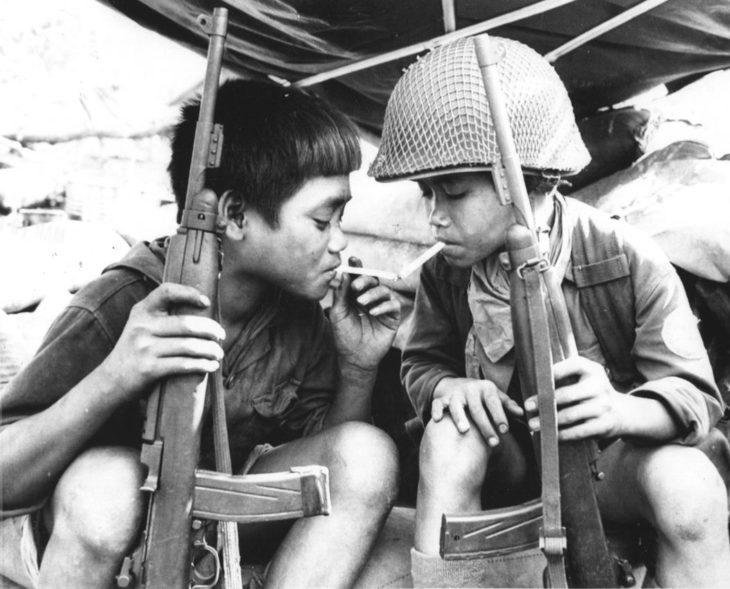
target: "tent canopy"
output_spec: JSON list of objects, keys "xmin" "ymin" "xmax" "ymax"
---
[{"xmin": 99, "ymin": 0, "xmax": 730, "ymax": 131}]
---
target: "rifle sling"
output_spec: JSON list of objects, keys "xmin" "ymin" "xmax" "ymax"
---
[
  {"xmin": 522, "ymin": 265, "xmax": 568, "ymax": 588},
  {"xmin": 210, "ymin": 370, "xmax": 243, "ymax": 589}
]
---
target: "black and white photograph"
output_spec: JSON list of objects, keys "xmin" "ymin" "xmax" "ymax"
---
[{"xmin": 1, "ymin": 1, "xmax": 730, "ymax": 587}]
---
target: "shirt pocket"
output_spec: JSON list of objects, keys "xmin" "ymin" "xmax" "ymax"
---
[{"xmin": 251, "ymin": 378, "xmax": 300, "ymax": 419}]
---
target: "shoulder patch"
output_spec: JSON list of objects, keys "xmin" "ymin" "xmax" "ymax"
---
[{"xmin": 661, "ymin": 309, "xmax": 705, "ymax": 359}]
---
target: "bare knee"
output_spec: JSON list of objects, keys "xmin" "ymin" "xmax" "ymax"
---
[
  {"xmin": 419, "ymin": 418, "xmax": 489, "ymax": 497},
  {"xmin": 50, "ymin": 447, "xmax": 145, "ymax": 558},
  {"xmin": 325, "ymin": 422, "xmax": 399, "ymax": 509},
  {"xmin": 639, "ymin": 445, "xmax": 728, "ymax": 543}
]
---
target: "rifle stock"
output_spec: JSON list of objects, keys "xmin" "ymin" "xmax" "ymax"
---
[{"xmin": 474, "ymin": 34, "xmax": 618, "ymax": 588}]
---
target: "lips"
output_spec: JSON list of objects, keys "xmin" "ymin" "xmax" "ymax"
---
[
  {"xmin": 438, "ymin": 240, "xmax": 459, "ymax": 251},
  {"xmin": 324, "ymin": 263, "xmax": 340, "ymax": 275}
]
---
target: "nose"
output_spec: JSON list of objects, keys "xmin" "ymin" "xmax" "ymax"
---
[
  {"xmin": 328, "ymin": 223, "xmax": 348, "ymax": 253},
  {"xmin": 427, "ymin": 195, "xmax": 450, "ymax": 228}
]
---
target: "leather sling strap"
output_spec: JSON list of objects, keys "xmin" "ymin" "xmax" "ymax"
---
[
  {"xmin": 523, "ymin": 265, "xmax": 569, "ymax": 588},
  {"xmin": 210, "ymin": 370, "xmax": 244, "ymax": 589}
]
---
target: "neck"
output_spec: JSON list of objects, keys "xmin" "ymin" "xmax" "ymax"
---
[
  {"xmin": 217, "ymin": 257, "xmax": 271, "ymax": 338},
  {"xmin": 530, "ymin": 189, "xmax": 556, "ymax": 228}
]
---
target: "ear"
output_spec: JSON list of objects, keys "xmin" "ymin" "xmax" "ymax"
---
[{"xmin": 218, "ymin": 190, "xmax": 246, "ymax": 239}]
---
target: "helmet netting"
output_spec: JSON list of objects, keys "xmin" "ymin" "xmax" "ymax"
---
[{"xmin": 369, "ymin": 37, "xmax": 591, "ymax": 181}]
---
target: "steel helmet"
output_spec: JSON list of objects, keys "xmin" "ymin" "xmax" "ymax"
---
[{"xmin": 368, "ymin": 36, "xmax": 590, "ymax": 181}]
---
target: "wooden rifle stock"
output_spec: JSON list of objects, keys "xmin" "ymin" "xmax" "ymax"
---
[
  {"xmin": 474, "ymin": 34, "xmax": 618, "ymax": 588},
  {"xmin": 123, "ymin": 9, "xmax": 228, "ymax": 588}
]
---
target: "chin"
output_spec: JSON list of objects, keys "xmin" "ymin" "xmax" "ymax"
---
[
  {"xmin": 442, "ymin": 254, "xmax": 474, "ymax": 269},
  {"xmin": 299, "ymin": 282, "xmax": 330, "ymax": 301}
]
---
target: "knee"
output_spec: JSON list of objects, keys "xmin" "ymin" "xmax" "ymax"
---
[
  {"xmin": 419, "ymin": 418, "xmax": 488, "ymax": 495},
  {"xmin": 325, "ymin": 422, "xmax": 399, "ymax": 508},
  {"xmin": 51, "ymin": 447, "xmax": 145, "ymax": 558},
  {"xmin": 639, "ymin": 445, "xmax": 728, "ymax": 543}
]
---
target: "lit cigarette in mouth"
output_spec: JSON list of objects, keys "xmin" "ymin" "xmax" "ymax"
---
[
  {"xmin": 337, "ymin": 242, "xmax": 445, "ymax": 281},
  {"xmin": 398, "ymin": 242, "xmax": 446, "ymax": 278}
]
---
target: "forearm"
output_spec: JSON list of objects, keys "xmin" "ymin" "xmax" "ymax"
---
[
  {"xmin": 0, "ymin": 365, "xmax": 131, "ymax": 508},
  {"xmin": 323, "ymin": 361, "xmax": 378, "ymax": 426},
  {"xmin": 616, "ymin": 394, "xmax": 681, "ymax": 442},
  {"xmin": 403, "ymin": 355, "xmax": 460, "ymax": 423}
]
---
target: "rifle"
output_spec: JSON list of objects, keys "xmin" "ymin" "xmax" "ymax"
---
[
  {"xmin": 440, "ymin": 34, "xmax": 620, "ymax": 588},
  {"xmin": 115, "ymin": 9, "xmax": 331, "ymax": 588},
  {"xmin": 474, "ymin": 33, "xmax": 620, "ymax": 588}
]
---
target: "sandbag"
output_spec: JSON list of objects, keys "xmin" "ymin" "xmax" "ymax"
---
[
  {"xmin": 0, "ymin": 219, "xmax": 129, "ymax": 312},
  {"xmin": 573, "ymin": 141, "xmax": 730, "ymax": 282}
]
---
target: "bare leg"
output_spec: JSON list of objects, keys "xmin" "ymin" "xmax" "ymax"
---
[
  {"xmin": 597, "ymin": 441, "xmax": 730, "ymax": 588},
  {"xmin": 241, "ymin": 422, "xmax": 399, "ymax": 589},
  {"xmin": 38, "ymin": 447, "xmax": 145, "ymax": 589},
  {"xmin": 415, "ymin": 418, "xmax": 490, "ymax": 555}
]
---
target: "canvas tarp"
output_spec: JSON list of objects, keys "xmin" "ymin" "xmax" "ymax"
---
[{"xmin": 97, "ymin": 0, "xmax": 730, "ymax": 131}]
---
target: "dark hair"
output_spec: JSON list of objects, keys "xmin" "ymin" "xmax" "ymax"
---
[{"xmin": 168, "ymin": 79, "xmax": 362, "ymax": 225}]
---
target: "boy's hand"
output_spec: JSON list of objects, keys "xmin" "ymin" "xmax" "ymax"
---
[
  {"xmin": 329, "ymin": 256, "xmax": 401, "ymax": 371},
  {"xmin": 98, "ymin": 283, "xmax": 225, "ymax": 401},
  {"xmin": 431, "ymin": 377, "xmax": 524, "ymax": 447},
  {"xmin": 524, "ymin": 356, "xmax": 627, "ymax": 441}
]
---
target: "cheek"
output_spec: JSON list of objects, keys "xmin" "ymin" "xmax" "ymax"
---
[{"xmin": 284, "ymin": 230, "xmax": 329, "ymax": 268}]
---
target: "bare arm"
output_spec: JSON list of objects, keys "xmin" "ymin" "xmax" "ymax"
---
[
  {"xmin": 324, "ymin": 260, "xmax": 400, "ymax": 426},
  {"xmin": 0, "ymin": 283, "xmax": 224, "ymax": 509},
  {"xmin": 523, "ymin": 356, "xmax": 680, "ymax": 443}
]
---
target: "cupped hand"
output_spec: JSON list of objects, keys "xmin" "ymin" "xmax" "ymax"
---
[
  {"xmin": 329, "ymin": 256, "xmax": 401, "ymax": 371},
  {"xmin": 524, "ymin": 356, "xmax": 627, "ymax": 441},
  {"xmin": 431, "ymin": 376, "xmax": 524, "ymax": 447},
  {"xmin": 98, "ymin": 283, "xmax": 226, "ymax": 401}
]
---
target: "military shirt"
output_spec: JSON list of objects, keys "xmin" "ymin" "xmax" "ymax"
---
[
  {"xmin": 0, "ymin": 239, "xmax": 338, "ymax": 476},
  {"xmin": 402, "ymin": 198, "xmax": 723, "ymax": 445}
]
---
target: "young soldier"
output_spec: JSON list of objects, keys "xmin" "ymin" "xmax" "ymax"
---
[
  {"xmin": 369, "ymin": 36, "xmax": 730, "ymax": 587},
  {"xmin": 0, "ymin": 79, "xmax": 400, "ymax": 588}
]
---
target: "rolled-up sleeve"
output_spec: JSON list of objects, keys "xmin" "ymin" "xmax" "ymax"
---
[
  {"xmin": 0, "ymin": 306, "xmax": 115, "ymax": 428},
  {"xmin": 626, "ymin": 230, "xmax": 722, "ymax": 444}
]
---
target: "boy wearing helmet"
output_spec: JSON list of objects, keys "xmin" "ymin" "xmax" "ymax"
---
[{"xmin": 369, "ymin": 37, "xmax": 730, "ymax": 587}]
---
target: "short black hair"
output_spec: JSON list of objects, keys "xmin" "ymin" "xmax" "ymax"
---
[{"xmin": 168, "ymin": 79, "xmax": 362, "ymax": 225}]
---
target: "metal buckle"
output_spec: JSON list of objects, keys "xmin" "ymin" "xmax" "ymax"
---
[
  {"xmin": 515, "ymin": 256, "xmax": 550, "ymax": 279},
  {"xmin": 539, "ymin": 526, "xmax": 567, "ymax": 556}
]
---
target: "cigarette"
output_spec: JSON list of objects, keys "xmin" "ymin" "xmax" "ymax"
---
[
  {"xmin": 337, "ymin": 266, "xmax": 399, "ymax": 281},
  {"xmin": 397, "ymin": 242, "xmax": 445, "ymax": 278},
  {"xmin": 337, "ymin": 242, "xmax": 445, "ymax": 282}
]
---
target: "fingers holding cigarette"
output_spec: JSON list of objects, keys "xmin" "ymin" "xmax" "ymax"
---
[
  {"xmin": 337, "ymin": 266, "xmax": 398, "ymax": 281},
  {"xmin": 332, "ymin": 256, "xmax": 380, "ymax": 318}
]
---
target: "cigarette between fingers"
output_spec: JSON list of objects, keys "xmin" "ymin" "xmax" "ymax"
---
[{"xmin": 336, "ymin": 266, "xmax": 399, "ymax": 281}]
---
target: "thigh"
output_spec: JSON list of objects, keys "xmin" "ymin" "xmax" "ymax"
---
[
  {"xmin": 238, "ymin": 423, "xmax": 393, "ymax": 560},
  {"xmin": 246, "ymin": 421, "xmax": 394, "ymax": 476}
]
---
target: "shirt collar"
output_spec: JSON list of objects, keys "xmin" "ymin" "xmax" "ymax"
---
[{"xmin": 467, "ymin": 193, "xmax": 574, "ymax": 363}]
